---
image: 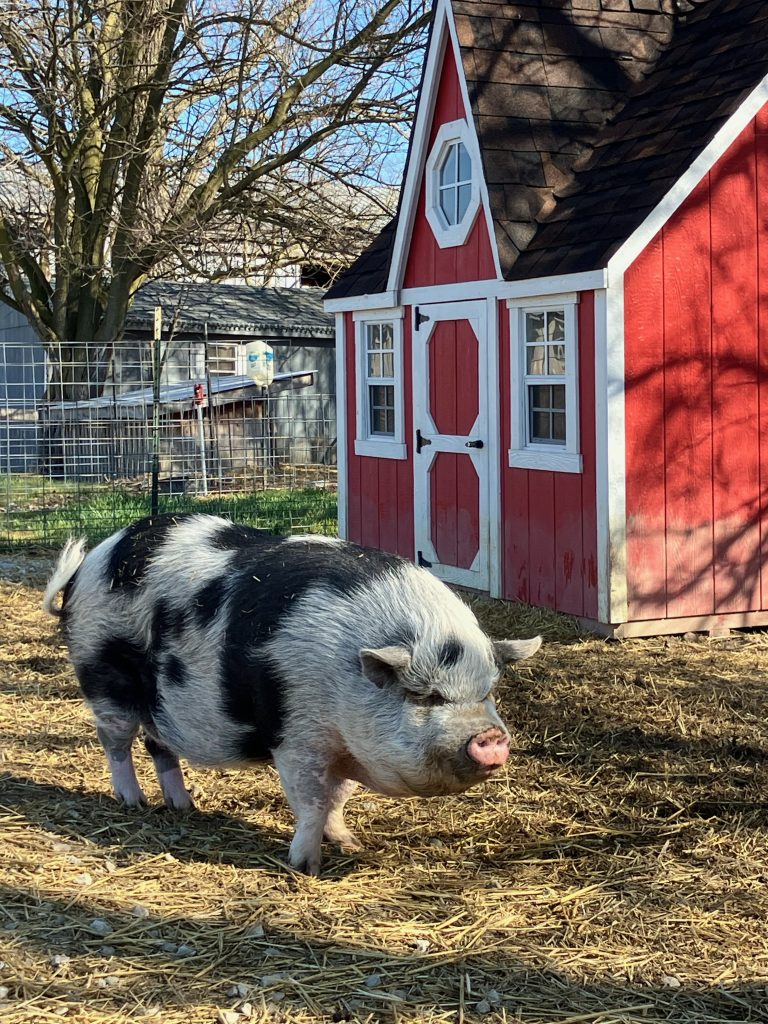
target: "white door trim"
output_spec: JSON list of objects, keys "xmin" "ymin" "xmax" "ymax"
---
[{"xmin": 412, "ymin": 299, "xmax": 493, "ymax": 591}]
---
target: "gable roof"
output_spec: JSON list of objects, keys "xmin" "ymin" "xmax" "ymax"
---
[
  {"xmin": 127, "ymin": 281, "xmax": 334, "ymax": 343},
  {"xmin": 326, "ymin": 0, "xmax": 768, "ymax": 299}
]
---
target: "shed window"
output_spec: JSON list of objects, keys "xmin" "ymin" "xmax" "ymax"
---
[
  {"xmin": 365, "ymin": 322, "xmax": 396, "ymax": 436},
  {"xmin": 353, "ymin": 311, "xmax": 406, "ymax": 459},
  {"xmin": 438, "ymin": 141, "xmax": 472, "ymax": 227},
  {"xmin": 508, "ymin": 296, "xmax": 582, "ymax": 474},
  {"xmin": 524, "ymin": 310, "xmax": 566, "ymax": 444},
  {"xmin": 424, "ymin": 119, "xmax": 481, "ymax": 249}
]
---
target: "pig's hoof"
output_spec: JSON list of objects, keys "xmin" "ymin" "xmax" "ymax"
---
[
  {"xmin": 325, "ymin": 827, "xmax": 363, "ymax": 853},
  {"xmin": 163, "ymin": 791, "xmax": 195, "ymax": 812},
  {"xmin": 116, "ymin": 790, "xmax": 147, "ymax": 808},
  {"xmin": 288, "ymin": 838, "xmax": 322, "ymax": 876},
  {"xmin": 289, "ymin": 855, "xmax": 322, "ymax": 877}
]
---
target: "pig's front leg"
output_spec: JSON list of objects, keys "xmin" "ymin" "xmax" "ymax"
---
[
  {"xmin": 324, "ymin": 778, "xmax": 362, "ymax": 852},
  {"xmin": 272, "ymin": 746, "xmax": 356, "ymax": 875}
]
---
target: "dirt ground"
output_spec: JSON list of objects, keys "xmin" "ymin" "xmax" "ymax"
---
[{"xmin": 1, "ymin": 553, "xmax": 768, "ymax": 1024}]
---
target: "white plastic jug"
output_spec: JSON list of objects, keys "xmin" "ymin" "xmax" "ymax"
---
[{"xmin": 244, "ymin": 341, "xmax": 274, "ymax": 386}]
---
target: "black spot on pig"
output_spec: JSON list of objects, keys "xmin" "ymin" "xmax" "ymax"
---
[
  {"xmin": 194, "ymin": 578, "xmax": 228, "ymax": 627},
  {"xmin": 209, "ymin": 522, "xmax": 275, "ymax": 551},
  {"xmin": 143, "ymin": 734, "xmax": 178, "ymax": 772},
  {"xmin": 77, "ymin": 637, "xmax": 157, "ymax": 714},
  {"xmin": 162, "ymin": 654, "xmax": 187, "ymax": 689},
  {"xmin": 151, "ymin": 602, "xmax": 186, "ymax": 647},
  {"xmin": 439, "ymin": 639, "xmax": 463, "ymax": 667},
  {"xmin": 220, "ymin": 645, "xmax": 285, "ymax": 760},
  {"xmin": 106, "ymin": 514, "xmax": 196, "ymax": 591}
]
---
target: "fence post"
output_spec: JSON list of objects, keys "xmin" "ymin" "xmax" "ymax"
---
[{"xmin": 151, "ymin": 307, "xmax": 162, "ymax": 516}]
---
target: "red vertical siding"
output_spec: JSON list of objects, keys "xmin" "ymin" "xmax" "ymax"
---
[
  {"xmin": 344, "ymin": 313, "xmax": 414, "ymax": 558},
  {"xmin": 500, "ymin": 293, "xmax": 599, "ymax": 617},
  {"xmin": 402, "ymin": 43, "xmax": 496, "ymax": 289},
  {"xmin": 710, "ymin": 122, "xmax": 760, "ymax": 613},
  {"xmin": 662, "ymin": 174, "xmax": 714, "ymax": 618},
  {"xmin": 757, "ymin": 107, "xmax": 768, "ymax": 611},
  {"xmin": 625, "ymin": 111, "xmax": 768, "ymax": 622},
  {"xmin": 624, "ymin": 238, "xmax": 667, "ymax": 619}
]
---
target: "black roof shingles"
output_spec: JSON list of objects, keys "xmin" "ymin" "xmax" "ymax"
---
[{"xmin": 326, "ymin": 0, "xmax": 768, "ymax": 297}]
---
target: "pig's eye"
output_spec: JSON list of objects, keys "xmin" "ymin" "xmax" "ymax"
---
[{"xmin": 407, "ymin": 689, "xmax": 448, "ymax": 707}]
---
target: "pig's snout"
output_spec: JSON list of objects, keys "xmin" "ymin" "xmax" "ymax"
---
[{"xmin": 466, "ymin": 727, "xmax": 510, "ymax": 770}]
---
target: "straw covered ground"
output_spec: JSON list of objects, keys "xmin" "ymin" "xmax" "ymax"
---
[{"xmin": 2, "ymin": 554, "xmax": 768, "ymax": 1024}]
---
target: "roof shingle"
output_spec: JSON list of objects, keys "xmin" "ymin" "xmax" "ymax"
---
[{"xmin": 326, "ymin": 0, "xmax": 768, "ymax": 297}]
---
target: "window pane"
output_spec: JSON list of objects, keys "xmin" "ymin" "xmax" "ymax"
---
[
  {"xmin": 551, "ymin": 384, "xmax": 566, "ymax": 411},
  {"xmin": 548, "ymin": 311, "xmax": 565, "ymax": 342},
  {"xmin": 527, "ymin": 345, "xmax": 546, "ymax": 375},
  {"xmin": 553, "ymin": 412, "xmax": 566, "ymax": 441},
  {"xmin": 439, "ymin": 144, "xmax": 457, "ymax": 187},
  {"xmin": 457, "ymin": 142, "xmax": 471, "ymax": 182},
  {"xmin": 381, "ymin": 322, "xmax": 394, "ymax": 348},
  {"xmin": 369, "ymin": 384, "xmax": 395, "ymax": 436},
  {"xmin": 367, "ymin": 353, "xmax": 382, "ymax": 377},
  {"xmin": 529, "ymin": 384, "xmax": 551, "ymax": 409},
  {"xmin": 439, "ymin": 186, "xmax": 456, "ymax": 225},
  {"xmin": 367, "ymin": 323, "xmax": 381, "ymax": 350},
  {"xmin": 531, "ymin": 409, "xmax": 552, "ymax": 441},
  {"xmin": 457, "ymin": 183, "xmax": 471, "ymax": 221},
  {"xmin": 382, "ymin": 351, "xmax": 394, "ymax": 377},
  {"xmin": 548, "ymin": 344, "xmax": 566, "ymax": 375},
  {"xmin": 526, "ymin": 312, "xmax": 545, "ymax": 345}
]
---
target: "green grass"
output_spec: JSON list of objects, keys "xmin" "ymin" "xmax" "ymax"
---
[{"xmin": 0, "ymin": 474, "xmax": 337, "ymax": 549}]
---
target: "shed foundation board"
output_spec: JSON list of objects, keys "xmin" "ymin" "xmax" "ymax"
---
[{"xmin": 579, "ymin": 610, "xmax": 768, "ymax": 640}]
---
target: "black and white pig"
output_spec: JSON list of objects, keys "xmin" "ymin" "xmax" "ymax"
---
[{"xmin": 43, "ymin": 513, "xmax": 541, "ymax": 874}]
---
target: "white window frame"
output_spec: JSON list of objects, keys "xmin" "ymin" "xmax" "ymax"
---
[
  {"xmin": 353, "ymin": 309, "xmax": 406, "ymax": 459},
  {"xmin": 507, "ymin": 293, "xmax": 582, "ymax": 474},
  {"xmin": 425, "ymin": 119, "xmax": 481, "ymax": 249}
]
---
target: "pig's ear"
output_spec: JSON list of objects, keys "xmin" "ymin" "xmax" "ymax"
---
[
  {"xmin": 494, "ymin": 636, "xmax": 542, "ymax": 665},
  {"xmin": 360, "ymin": 646, "xmax": 412, "ymax": 689}
]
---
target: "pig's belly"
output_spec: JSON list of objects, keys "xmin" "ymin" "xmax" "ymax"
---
[{"xmin": 150, "ymin": 684, "xmax": 279, "ymax": 766}]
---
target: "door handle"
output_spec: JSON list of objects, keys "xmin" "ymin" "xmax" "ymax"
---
[
  {"xmin": 465, "ymin": 439, "xmax": 484, "ymax": 449},
  {"xmin": 416, "ymin": 428, "xmax": 432, "ymax": 454}
]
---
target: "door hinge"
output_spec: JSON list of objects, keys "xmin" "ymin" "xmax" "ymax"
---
[
  {"xmin": 416, "ymin": 428, "xmax": 432, "ymax": 454},
  {"xmin": 414, "ymin": 307, "xmax": 430, "ymax": 331},
  {"xmin": 417, "ymin": 550, "xmax": 432, "ymax": 568}
]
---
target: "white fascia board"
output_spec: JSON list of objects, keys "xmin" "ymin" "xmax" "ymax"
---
[
  {"xmin": 386, "ymin": 0, "xmax": 451, "ymax": 293},
  {"xmin": 594, "ymin": 283, "xmax": 628, "ymax": 625},
  {"xmin": 443, "ymin": 0, "xmax": 503, "ymax": 282},
  {"xmin": 334, "ymin": 312, "xmax": 348, "ymax": 540},
  {"xmin": 326, "ymin": 270, "xmax": 608, "ymax": 315},
  {"xmin": 485, "ymin": 295, "xmax": 502, "ymax": 599},
  {"xmin": 609, "ymin": 71, "xmax": 768, "ymax": 277},
  {"xmin": 402, "ymin": 269, "xmax": 607, "ymax": 307},
  {"xmin": 324, "ymin": 291, "xmax": 398, "ymax": 313}
]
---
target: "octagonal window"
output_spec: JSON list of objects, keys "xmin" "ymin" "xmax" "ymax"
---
[
  {"xmin": 438, "ymin": 141, "xmax": 472, "ymax": 226},
  {"xmin": 425, "ymin": 120, "xmax": 480, "ymax": 249}
]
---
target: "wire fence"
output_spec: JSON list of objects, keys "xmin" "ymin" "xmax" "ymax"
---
[{"xmin": 0, "ymin": 336, "xmax": 337, "ymax": 548}]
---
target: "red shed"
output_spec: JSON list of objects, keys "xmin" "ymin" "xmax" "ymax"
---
[{"xmin": 324, "ymin": 0, "xmax": 768, "ymax": 638}]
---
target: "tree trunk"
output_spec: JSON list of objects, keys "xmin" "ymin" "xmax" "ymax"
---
[{"xmin": 40, "ymin": 340, "xmax": 116, "ymax": 479}]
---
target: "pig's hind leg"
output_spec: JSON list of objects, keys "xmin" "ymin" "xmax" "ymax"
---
[
  {"xmin": 94, "ymin": 712, "xmax": 146, "ymax": 807},
  {"xmin": 144, "ymin": 735, "xmax": 194, "ymax": 810}
]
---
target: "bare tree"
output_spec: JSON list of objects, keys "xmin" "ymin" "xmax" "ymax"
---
[{"xmin": 0, "ymin": 0, "xmax": 427, "ymax": 397}]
